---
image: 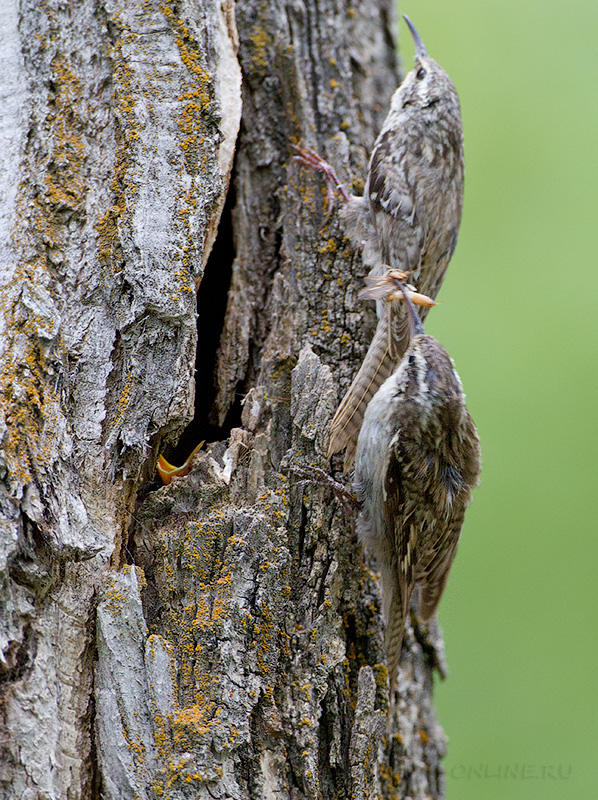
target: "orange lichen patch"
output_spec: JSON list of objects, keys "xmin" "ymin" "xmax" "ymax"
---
[
  {"xmin": 157, "ymin": 441, "xmax": 205, "ymax": 485},
  {"xmin": 112, "ymin": 370, "xmax": 133, "ymax": 428},
  {"xmin": 161, "ymin": 753, "xmax": 223, "ymax": 792},
  {"xmin": 101, "ymin": 576, "xmax": 129, "ymax": 617},
  {"xmin": 164, "ymin": 3, "xmax": 215, "ymax": 156},
  {"xmin": 0, "ymin": 342, "xmax": 43, "ymax": 483},
  {"xmin": 249, "ymin": 24, "xmax": 270, "ymax": 70},
  {"xmin": 159, "ymin": 3, "xmax": 218, "ymax": 292},
  {"xmin": 379, "ymin": 760, "xmax": 403, "ymax": 789},
  {"xmin": 352, "ymin": 175, "xmax": 365, "ymax": 194},
  {"xmin": 42, "ymin": 56, "xmax": 88, "ymax": 215},
  {"xmin": 253, "ymin": 600, "xmax": 277, "ymax": 676},
  {"xmin": 373, "ymin": 663, "xmax": 388, "ymax": 689},
  {"xmin": 94, "ymin": 156, "xmax": 128, "ymax": 268},
  {"xmin": 120, "ymin": 717, "xmax": 147, "ymax": 767},
  {"xmin": 154, "ymin": 512, "xmax": 237, "ymax": 704},
  {"xmin": 151, "ymin": 711, "xmax": 171, "ymax": 771},
  {"xmin": 125, "ymin": 564, "xmax": 148, "ymax": 590},
  {"xmin": 95, "ymin": 28, "xmax": 137, "ymax": 271},
  {"xmin": 172, "ymin": 700, "xmax": 218, "ymax": 746},
  {"xmin": 318, "ymin": 238, "xmax": 337, "ymax": 255},
  {"xmin": 139, "ymin": 482, "xmax": 294, "ymax": 790}
]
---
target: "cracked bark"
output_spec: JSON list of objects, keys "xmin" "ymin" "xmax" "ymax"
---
[{"xmin": 0, "ymin": 1, "xmax": 449, "ymax": 798}]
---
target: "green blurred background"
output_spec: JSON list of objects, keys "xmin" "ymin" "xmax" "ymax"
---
[{"xmin": 399, "ymin": 1, "xmax": 598, "ymax": 798}]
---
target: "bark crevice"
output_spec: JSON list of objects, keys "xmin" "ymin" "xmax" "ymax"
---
[{"xmin": 170, "ymin": 180, "xmax": 239, "ymax": 465}]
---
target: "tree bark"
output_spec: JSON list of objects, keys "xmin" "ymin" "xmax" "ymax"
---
[{"xmin": 0, "ymin": 1, "xmax": 449, "ymax": 798}]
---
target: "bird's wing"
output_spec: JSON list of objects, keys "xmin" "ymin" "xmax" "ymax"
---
[
  {"xmin": 417, "ymin": 413, "xmax": 482, "ymax": 621},
  {"xmin": 416, "ymin": 512, "xmax": 464, "ymax": 622},
  {"xmin": 382, "ymin": 434, "xmax": 418, "ymax": 689},
  {"xmin": 367, "ymin": 131, "xmax": 425, "ymax": 275}
]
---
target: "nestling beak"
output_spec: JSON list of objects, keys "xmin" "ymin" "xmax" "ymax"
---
[
  {"xmin": 157, "ymin": 441, "xmax": 205, "ymax": 485},
  {"xmin": 403, "ymin": 15, "xmax": 428, "ymax": 60}
]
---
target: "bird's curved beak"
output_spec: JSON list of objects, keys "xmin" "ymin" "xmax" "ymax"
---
[
  {"xmin": 391, "ymin": 277, "xmax": 427, "ymax": 337},
  {"xmin": 403, "ymin": 15, "xmax": 428, "ymax": 60}
]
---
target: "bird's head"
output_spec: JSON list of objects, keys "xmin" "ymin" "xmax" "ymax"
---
[
  {"xmin": 392, "ymin": 16, "xmax": 460, "ymax": 120},
  {"xmin": 389, "ymin": 276, "xmax": 461, "ymax": 407}
]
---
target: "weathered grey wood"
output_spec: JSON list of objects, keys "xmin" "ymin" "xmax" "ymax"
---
[
  {"xmin": 0, "ymin": 0, "xmax": 450, "ymax": 797},
  {"xmin": 0, "ymin": 0, "xmax": 239, "ymax": 796}
]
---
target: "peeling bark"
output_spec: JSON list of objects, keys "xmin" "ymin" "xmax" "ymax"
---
[{"xmin": 0, "ymin": 1, "xmax": 450, "ymax": 798}]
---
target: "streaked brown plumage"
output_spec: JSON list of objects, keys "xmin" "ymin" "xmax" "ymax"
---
[
  {"xmin": 295, "ymin": 17, "xmax": 464, "ymax": 470},
  {"xmin": 354, "ymin": 281, "xmax": 481, "ymax": 691}
]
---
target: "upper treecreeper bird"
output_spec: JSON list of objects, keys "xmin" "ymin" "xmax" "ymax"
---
[
  {"xmin": 354, "ymin": 278, "xmax": 481, "ymax": 691},
  {"xmin": 294, "ymin": 15, "xmax": 465, "ymax": 470}
]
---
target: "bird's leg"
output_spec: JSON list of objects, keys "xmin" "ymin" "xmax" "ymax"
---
[
  {"xmin": 287, "ymin": 464, "xmax": 360, "ymax": 514},
  {"xmin": 291, "ymin": 144, "xmax": 352, "ymax": 208}
]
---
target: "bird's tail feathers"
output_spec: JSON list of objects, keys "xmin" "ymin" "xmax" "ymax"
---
[
  {"xmin": 327, "ymin": 312, "xmax": 402, "ymax": 470},
  {"xmin": 384, "ymin": 581, "xmax": 408, "ymax": 695}
]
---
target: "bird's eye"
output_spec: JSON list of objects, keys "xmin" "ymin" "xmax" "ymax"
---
[{"xmin": 416, "ymin": 67, "xmax": 426, "ymax": 80}]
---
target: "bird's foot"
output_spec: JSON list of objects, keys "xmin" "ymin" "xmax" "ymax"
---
[
  {"xmin": 291, "ymin": 143, "xmax": 351, "ymax": 208},
  {"xmin": 287, "ymin": 464, "xmax": 360, "ymax": 513}
]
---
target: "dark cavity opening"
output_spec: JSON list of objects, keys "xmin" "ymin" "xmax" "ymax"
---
[{"xmin": 167, "ymin": 183, "xmax": 241, "ymax": 465}]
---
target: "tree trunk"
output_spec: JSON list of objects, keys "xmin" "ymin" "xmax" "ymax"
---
[{"xmin": 0, "ymin": 1, "xmax": 448, "ymax": 797}]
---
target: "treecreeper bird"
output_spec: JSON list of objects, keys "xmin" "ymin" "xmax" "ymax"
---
[
  {"xmin": 294, "ymin": 16, "xmax": 464, "ymax": 470},
  {"xmin": 354, "ymin": 278, "xmax": 481, "ymax": 692}
]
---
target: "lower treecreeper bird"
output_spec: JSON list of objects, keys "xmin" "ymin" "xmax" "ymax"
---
[{"xmin": 354, "ymin": 277, "xmax": 481, "ymax": 691}]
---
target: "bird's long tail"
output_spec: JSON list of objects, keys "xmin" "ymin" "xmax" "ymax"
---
[
  {"xmin": 327, "ymin": 303, "xmax": 410, "ymax": 471},
  {"xmin": 385, "ymin": 579, "xmax": 409, "ymax": 695}
]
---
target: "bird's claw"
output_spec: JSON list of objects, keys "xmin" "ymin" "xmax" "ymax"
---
[
  {"xmin": 287, "ymin": 464, "xmax": 360, "ymax": 513},
  {"xmin": 291, "ymin": 143, "xmax": 351, "ymax": 206}
]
